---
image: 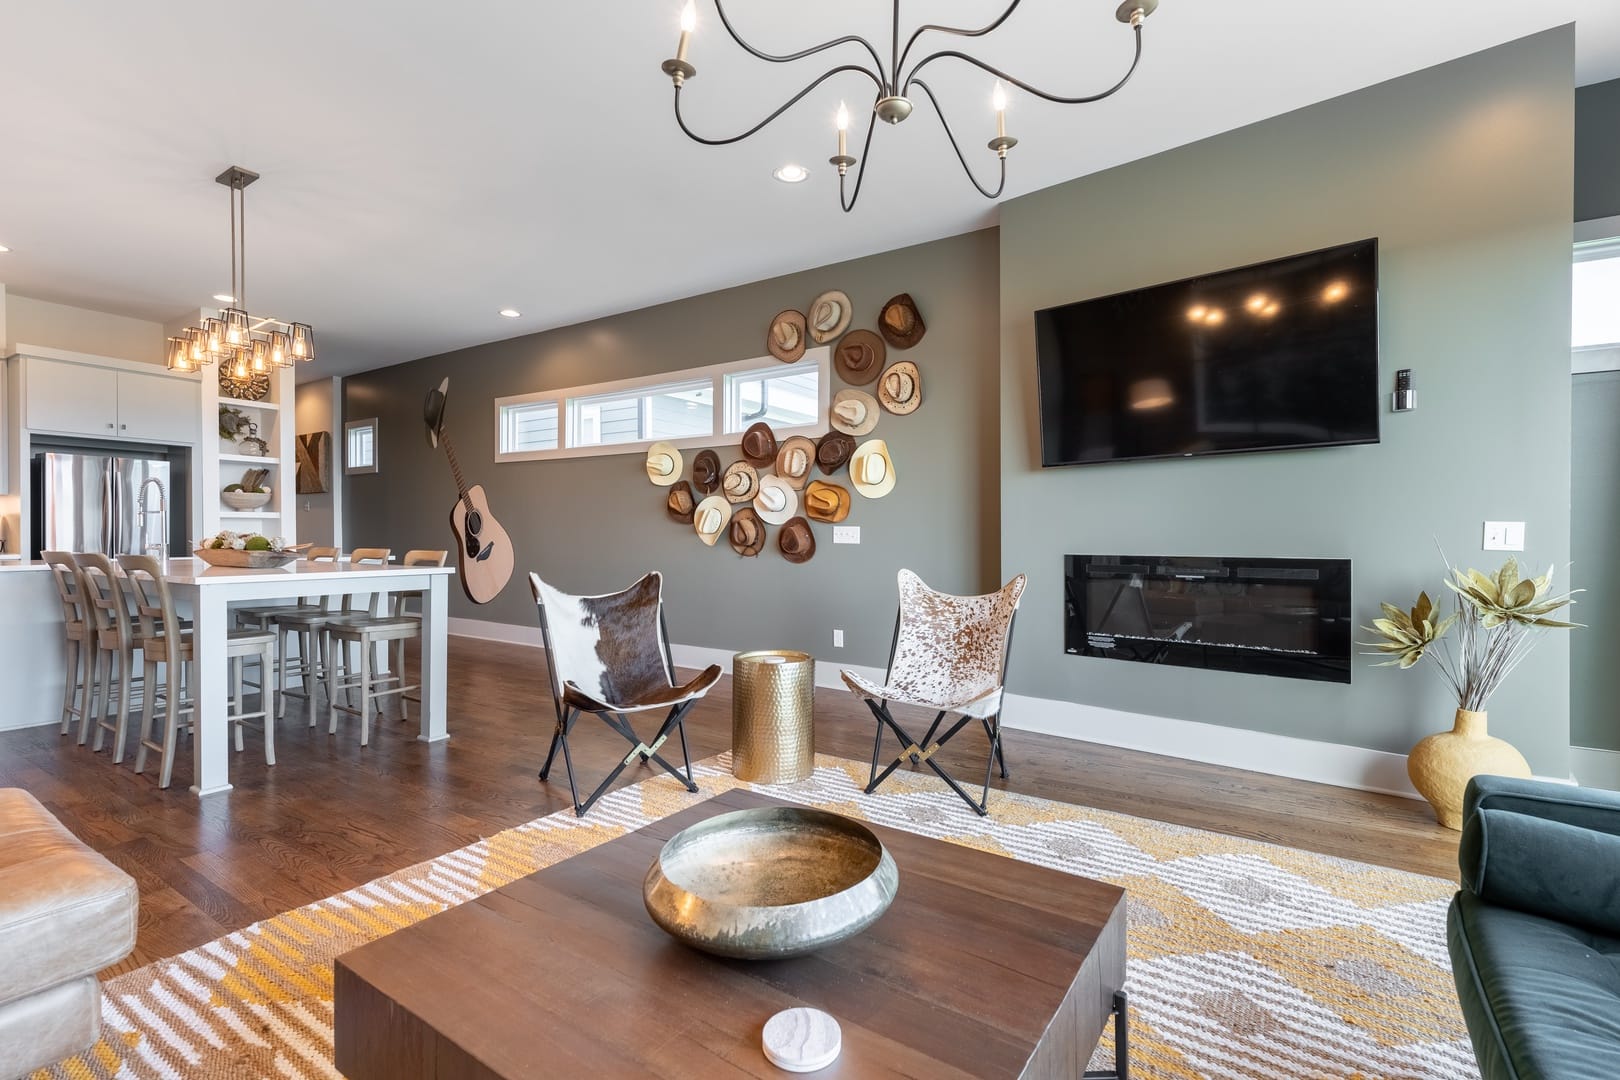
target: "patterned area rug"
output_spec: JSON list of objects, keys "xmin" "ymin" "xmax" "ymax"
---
[{"xmin": 34, "ymin": 754, "xmax": 1477, "ymax": 1079}]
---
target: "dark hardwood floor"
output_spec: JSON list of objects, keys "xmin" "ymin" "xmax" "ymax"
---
[{"xmin": 0, "ymin": 636, "xmax": 1460, "ymax": 974}]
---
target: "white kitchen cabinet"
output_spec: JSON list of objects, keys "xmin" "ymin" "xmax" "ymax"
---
[
  {"xmin": 117, "ymin": 368, "xmax": 199, "ymax": 442},
  {"xmin": 24, "ymin": 356, "xmax": 198, "ymax": 444}
]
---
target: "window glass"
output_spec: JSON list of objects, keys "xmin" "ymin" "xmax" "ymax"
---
[
  {"xmin": 1574, "ymin": 253, "xmax": 1620, "ymax": 348},
  {"xmin": 345, "ymin": 419, "xmax": 378, "ymax": 474},
  {"xmin": 499, "ymin": 400, "xmax": 559, "ymax": 454},
  {"xmin": 725, "ymin": 365, "xmax": 819, "ymax": 432}
]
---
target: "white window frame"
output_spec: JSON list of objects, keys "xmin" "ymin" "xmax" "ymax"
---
[
  {"xmin": 493, "ymin": 346, "xmax": 830, "ymax": 463},
  {"xmin": 345, "ymin": 418, "xmax": 379, "ymax": 474}
]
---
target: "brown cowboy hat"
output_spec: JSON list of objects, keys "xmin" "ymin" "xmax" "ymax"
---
[
  {"xmin": 834, "ymin": 328, "xmax": 885, "ymax": 385},
  {"xmin": 775, "ymin": 436, "xmax": 816, "ymax": 490},
  {"xmin": 691, "ymin": 449, "xmax": 722, "ymax": 494},
  {"xmin": 879, "ymin": 293, "xmax": 926, "ymax": 349},
  {"xmin": 804, "ymin": 480, "xmax": 851, "ymax": 523},
  {"xmin": 808, "ymin": 290, "xmax": 852, "ymax": 344},
  {"xmin": 768, "ymin": 309, "xmax": 807, "ymax": 363},
  {"xmin": 728, "ymin": 507, "xmax": 766, "ymax": 557},
  {"xmin": 666, "ymin": 481, "xmax": 697, "ymax": 524},
  {"xmin": 877, "ymin": 360, "xmax": 922, "ymax": 416},
  {"xmin": 740, "ymin": 421, "xmax": 777, "ymax": 467},
  {"xmin": 778, "ymin": 517, "xmax": 817, "ymax": 564},
  {"xmin": 722, "ymin": 460, "xmax": 760, "ymax": 504},
  {"xmin": 816, "ymin": 430, "xmax": 857, "ymax": 475}
]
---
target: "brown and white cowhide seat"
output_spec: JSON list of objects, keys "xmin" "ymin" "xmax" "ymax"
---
[
  {"xmin": 842, "ymin": 568, "xmax": 1026, "ymax": 816},
  {"xmin": 528, "ymin": 571, "xmax": 720, "ymax": 816}
]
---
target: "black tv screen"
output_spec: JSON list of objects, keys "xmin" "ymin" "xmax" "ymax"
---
[{"xmin": 1034, "ymin": 239, "xmax": 1380, "ymax": 467}]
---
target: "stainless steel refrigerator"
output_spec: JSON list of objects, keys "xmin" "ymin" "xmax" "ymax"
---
[{"xmin": 32, "ymin": 451, "xmax": 175, "ymax": 557}]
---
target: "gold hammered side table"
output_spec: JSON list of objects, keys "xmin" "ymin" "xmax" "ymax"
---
[{"xmin": 731, "ymin": 650, "xmax": 816, "ymax": 783}]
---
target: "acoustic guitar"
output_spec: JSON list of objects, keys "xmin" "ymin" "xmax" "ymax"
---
[{"xmin": 424, "ymin": 378, "xmax": 515, "ymax": 604}]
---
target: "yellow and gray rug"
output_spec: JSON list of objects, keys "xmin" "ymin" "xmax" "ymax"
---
[{"xmin": 34, "ymin": 755, "xmax": 1476, "ymax": 1079}]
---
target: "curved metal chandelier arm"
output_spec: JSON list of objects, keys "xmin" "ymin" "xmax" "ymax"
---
[
  {"xmin": 910, "ymin": 80, "xmax": 1006, "ymax": 200},
  {"xmin": 672, "ymin": 64, "xmax": 882, "ymax": 147},
  {"xmin": 902, "ymin": 25, "xmax": 1143, "ymax": 105},
  {"xmin": 713, "ymin": 0, "xmax": 887, "ymax": 86},
  {"xmin": 894, "ymin": 0, "xmax": 1026, "ymax": 84},
  {"xmin": 837, "ymin": 108, "xmax": 881, "ymax": 213}
]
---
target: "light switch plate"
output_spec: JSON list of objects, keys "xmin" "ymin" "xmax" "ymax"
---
[
  {"xmin": 832, "ymin": 629, "xmax": 844, "ymax": 648},
  {"xmin": 1483, "ymin": 521, "xmax": 1525, "ymax": 551},
  {"xmin": 832, "ymin": 526, "xmax": 860, "ymax": 545}
]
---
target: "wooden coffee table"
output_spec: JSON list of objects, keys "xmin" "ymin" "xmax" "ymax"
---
[{"xmin": 334, "ymin": 790, "xmax": 1128, "ymax": 1079}]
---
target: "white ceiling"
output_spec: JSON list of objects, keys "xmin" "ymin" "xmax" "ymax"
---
[{"xmin": 0, "ymin": 1, "xmax": 1616, "ymax": 378}]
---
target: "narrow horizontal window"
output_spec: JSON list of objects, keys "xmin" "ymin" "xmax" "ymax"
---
[{"xmin": 499, "ymin": 399, "xmax": 559, "ymax": 455}]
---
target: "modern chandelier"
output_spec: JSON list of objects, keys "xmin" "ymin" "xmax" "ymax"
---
[
  {"xmin": 661, "ymin": 1, "xmax": 1158, "ymax": 212},
  {"xmin": 167, "ymin": 166, "xmax": 315, "ymax": 380}
]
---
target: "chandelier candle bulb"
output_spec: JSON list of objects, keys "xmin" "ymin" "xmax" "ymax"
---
[
  {"xmin": 993, "ymin": 81, "xmax": 1007, "ymax": 139},
  {"xmin": 676, "ymin": 1, "xmax": 695, "ymax": 63},
  {"xmin": 836, "ymin": 101, "xmax": 849, "ymax": 159}
]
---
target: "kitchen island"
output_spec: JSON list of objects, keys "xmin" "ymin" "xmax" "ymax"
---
[{"xmin": 0, "ymin": 562, "xmax": 68, "ymax": 734}]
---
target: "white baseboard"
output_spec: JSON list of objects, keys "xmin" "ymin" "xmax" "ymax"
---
[{"xmin": 1572, "ymin": 746, "xmax": 1620, "ymax": 792}]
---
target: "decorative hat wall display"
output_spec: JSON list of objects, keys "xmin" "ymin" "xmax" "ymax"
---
[{"xmin": 645, "ymin": 288, "xmax": 927, "ymax": 565}]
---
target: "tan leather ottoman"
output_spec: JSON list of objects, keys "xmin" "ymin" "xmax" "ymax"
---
[{"xmin": 0, "ymin": 788, "xmax": 137, "ymax": 1078}]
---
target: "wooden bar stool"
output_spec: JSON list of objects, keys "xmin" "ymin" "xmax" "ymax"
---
[
  {"xmin": 74, "ymin": 553, "xmax": 151, "ymax": 763},
  {"xmin": 325, "ymin": 549, "xmax": 436, "ymax": 746},
  {"xmin": 268, "ymin": 546, "xmax": 341, "ymax": 724},
  {"xmin": 41, "ymin": 552, "xmax": 91, "ymax": 740},
  {"xmin": 118, "ymin": 555, "xmax": 280, "ymax": 789}
]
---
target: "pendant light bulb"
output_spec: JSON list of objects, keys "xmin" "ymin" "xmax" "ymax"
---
[
  {"xmin": 680, "ymin": 1, "xmax": 695, "ymax": 33},
  {"xmin": 836, "ymin": 101, "xmax": 850, "ymax": 132},
  {"xmin": 992, "ymin": 81, "xmax": 1007, "ymax": 114}
]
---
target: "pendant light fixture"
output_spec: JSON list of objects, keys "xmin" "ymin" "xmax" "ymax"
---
[
  {"xmin": 167, "ymin": 166, "xmax": 316, "ymax": 379},
  {"xmin": 661, "ymin": 1, "xmax": 1158, "ymax": 212}
]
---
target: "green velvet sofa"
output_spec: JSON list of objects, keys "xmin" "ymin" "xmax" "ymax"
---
[{"xmin": 1448, "ymin": 775, "xmax": 1620, "ymax": 1080}]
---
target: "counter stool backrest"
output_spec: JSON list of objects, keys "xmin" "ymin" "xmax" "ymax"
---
[
  {"xmin": 296, "ymin": 546, "xmax": 341, "ymax": 607},
  {"xmin": 74, "ymin": 553, "xmax": 135, "ymax": 651},
  {"xmin": 343, "ymin": 549, "xmax": 392, "ymax": 616},
  {"xmin": 393, "ymin": 550, "xmax": 449, "ymax": 615},
  {"xmin": 116, "ymin": 555, "xmax": 184, "ymax": 645},
  {"xmin": 42, "ymin": 552, "xmax": 87, "ymax": 628}
]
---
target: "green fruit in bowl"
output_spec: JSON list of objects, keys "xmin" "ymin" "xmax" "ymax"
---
[
  {"xmin": 244, "ymin": 536, "xmax": 272, "ymax": 551},
  {"xmin": 211, "ymin": 538, "xmax": 227, "ymax": 549},
  {"xmin": 224, "ymin": 483, "xmax": 243, "ymax": 492}
]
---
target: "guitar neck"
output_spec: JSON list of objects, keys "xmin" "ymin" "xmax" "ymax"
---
[{"xmin": 442, "ymin": 437, "xmax": 474, "ymax": 511}]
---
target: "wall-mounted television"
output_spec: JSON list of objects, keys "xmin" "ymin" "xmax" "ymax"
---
[{"xmin": 1034, "ymin": 239, "xmax": 1380, "ymax": 467}]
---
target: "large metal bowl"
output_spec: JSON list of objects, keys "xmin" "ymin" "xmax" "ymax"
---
[{"xmin": 643, "ymin": 806, "xmax": 898, "ymax": 959}]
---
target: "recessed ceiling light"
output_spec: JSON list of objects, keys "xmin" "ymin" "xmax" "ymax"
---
[
  {"xmin": 0, "ymin": 244, "xmax": 10, "ymax": 253},
  {"xmin": 772, "ymin": 164, "xmax": 809, "ymax": 184},
  {"xmin": 498, "ymin": 308, "xmax": 522, "ymax": 318},
  {"xmin": 213, "ymin": 293, "xmax": 235, "ymax": 303}
]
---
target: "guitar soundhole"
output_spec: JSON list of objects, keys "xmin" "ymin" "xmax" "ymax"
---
[{"xmin": 466, "ymin": 509, "xmax": 483, "ymax": 535}]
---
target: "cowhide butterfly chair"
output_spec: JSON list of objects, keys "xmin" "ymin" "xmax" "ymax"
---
[
  {"xmin": 529, "ymin": 571, "xmax": 720, "ymax": 816},
  {"xmin": 843, "ymin": 569, "xmax": 1026, "ymax": 816}
]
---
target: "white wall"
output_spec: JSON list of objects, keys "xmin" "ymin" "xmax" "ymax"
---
[{"xmin": 5, "ymin": 294, "xmax": 165, "ymax": 364}]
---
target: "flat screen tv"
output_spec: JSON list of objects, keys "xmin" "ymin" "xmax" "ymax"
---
[{"xmin": 1034, "ymin": 238, "xmax": 1380, "ymax": 467}]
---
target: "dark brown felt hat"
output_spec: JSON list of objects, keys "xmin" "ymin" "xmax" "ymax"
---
[
  {"xmin": 768, "ymin": 309, "xmax": 808, "ymax": 363},
  {"xmin": 834, "ymin": 329, "xmax": 885, "ymax": 385},
  {"xmin": 778, "ymin": 517, "xmax": 817, "ymax": 564},
  {"xmin": 666, "ymin": 481, "xmax": 697, "ymax": 524},
  {"xmin": 741, "ymin": 421, "xmax": 778, "ymax": 467},
  {"xmin": 879, "ymin": 293, "xmax": 926, "ymax": 349},
  {"xmin": 691, "ymin": 449, "xmax": 722, "ymax": 494},
  {"xmin": 804, "ymin": 481, "xmax": 851, "ymax": 524},
  {"xmin": 816, "ymin": 430, "xmax": 857, "ymax": 475},
  {"xmin": 728, "ymin": 507, "xmax": 767, "ymax": 557}
]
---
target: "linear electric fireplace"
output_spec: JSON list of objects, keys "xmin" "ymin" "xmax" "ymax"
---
[{"xmin": 1064, "ymin": 555, "xmax": 1353, "ymax": 684}]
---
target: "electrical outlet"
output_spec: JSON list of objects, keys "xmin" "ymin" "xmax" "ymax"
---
[
  {"xmin": 832, "ymin": 526, "xmax": 860, "ymax": 545},
  {"xmin": 1483, "ymin": 521, "xmax": 1525, "ymax": 552},
  {"xmin": 832, "ymin": 629, "xmax": 845, "ymax": 648}
]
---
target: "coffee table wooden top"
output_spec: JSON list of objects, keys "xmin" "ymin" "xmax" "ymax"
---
[{"xmin": 335, "ymin": 789, "xmax": 1127, "ymax": 1079}]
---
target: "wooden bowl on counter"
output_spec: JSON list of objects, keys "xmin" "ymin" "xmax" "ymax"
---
[{"xmin": 191, "ymin": 548, "xmax": 299, "ymax": 569}]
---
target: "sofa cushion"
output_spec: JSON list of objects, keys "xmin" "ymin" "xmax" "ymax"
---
[
  {"xmin": 1463, "ymin": 807, "xmax": 1620, "ymax": 939},
  {"xmin": 1450, "ymin": 891, "xmax": 1620, "ymax": 1080},
  {"xmin": 0, "ymin": 975, "xmax": 101, "ymax": 1079},
  {"xmin": 0, "ymin": 789, "xmax": 137, "ymax": 1006}
]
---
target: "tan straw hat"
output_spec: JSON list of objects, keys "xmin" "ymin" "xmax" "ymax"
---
[
  {"xmin": 850, "ymin": 439, "xmax": 896, "ymax": 498},
  {"xmin": 753, "ymin": 473, "xmax": 799, "ymax": 525},
  {"xmin": 666, "ymin": 481, "xmax": 697, "ymax": 524},
  {"xmin": 768, "ymin": 310, "xmax": 807, "ymax": 363},
  {"xmin": 775, "ymin": 436, "xmax": 816, "ymax": 490},
  {"xmin": 830, "ymin": 388, "xmax": 879, "ymax": 436},
  {"xmin": 878, "ymin": 360, "xmax": 922, "ymax": 415},
  {"xmin": 693, "ymin": 495, "xmax": 732, "ymax": 546},
  {"xmin": 645, "ymin": 441, "xmax": 683, "ymax": 486},
  {"xmin": 721, "ymin": 460, "xmax": 760, "ymax": 504},
  {"xmin": 808, "ymin": 290, "xmax": 852, "ymax": 344},
  {"xmin": 728, "ymin": 507, "xmax": 766, "ymax": 557},
  {"xmin": 804, "ymin": 480, "xmax": 851, "ymax": 523}
]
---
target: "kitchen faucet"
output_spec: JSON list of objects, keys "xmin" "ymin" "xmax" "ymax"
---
[{"xmin": 137, "ymin": 476, "xmax": 168, "ymax": 561}]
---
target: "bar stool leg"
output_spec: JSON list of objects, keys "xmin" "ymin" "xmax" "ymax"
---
[
  {"xmin": 111, "ymin": 652, "xmax": 134, "ymax": 766},
  {"xmin": 134, "ymin": 658, "xmax": 158, "ymax": 775},
  {"xmin": 359, "ymin": 641, "xmax": 372, "ymax": 747},
  {"xmin": 159, "ymin": 660, "xmax": 184, "ymax": 789},
  {"xmin": 326, "ymin": 636, "xmax": 341, "ymax": 736},
  {"xmin": 265, "ymin": 641, "xmax": 278, "ymax": 766},
  {"xmin": 60, "ymin": 636, "xmax": 81, "ymax": 736},
  {"xmin": 78, "ymin": 648, "xmax": 104, "ymax": 746},
  {"xmin": 232, "ymin": 657, "xmax": 246, "ymax": 753},
  {"xmin": 397, "ymin": 638, "xmax": 409, "ymax": 722}
]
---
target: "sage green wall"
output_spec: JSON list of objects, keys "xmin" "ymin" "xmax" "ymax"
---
[
  {"xmin": 1571, "ymin": 370, "xmax": 1620, "ymax": 752},
  {"xmin": 343, "ymin": 229, "xmax": 1000, "ymax": 665},
  {"xmin": 998, "ymin": 30, "xmax": 1576, "ymax": 773},
  {"xmin": 1576, "ymin": 77, "xmax": 1620, "ymax": 223}
]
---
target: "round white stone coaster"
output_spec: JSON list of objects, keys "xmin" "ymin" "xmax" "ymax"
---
[{"xmin": 762, "ymin": 1007, "xmax": 842, "ymax": 1073}]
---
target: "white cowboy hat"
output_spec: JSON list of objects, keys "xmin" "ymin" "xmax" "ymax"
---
[
  {"xmin": 753, "ymin": 473, "xmax": 799, "ymax": 525},
  {"xmin": 830, "ymin": 388, "xmax": 879, "ymax": 437},
  {"xmin": 850, "ymin": 439, "xmax": 896, "ymax": 499},
  {"xmin": 693, "ymin": 495, "xmax": 733, "ymax": 546},
  {"xmin": 645, "ymin": 441, "xmax": 684, "ymax": 486}
]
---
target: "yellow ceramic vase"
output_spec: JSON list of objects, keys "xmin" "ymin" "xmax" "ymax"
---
[{"xmin": 1406, "ymin": 708, "xmax": 1531, "ymax": 830}]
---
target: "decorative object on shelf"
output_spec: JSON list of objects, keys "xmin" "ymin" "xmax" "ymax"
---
[
  {"xmin": 850, "ymin": 439, "xmax": 896, "ymax": 498},
  {"xmin": 666, "ymin": 481, "xmax": 697, "ymax": 524},
  {"xmin": 234, "ymin": 422, "xmax": 271, "ymax": 458},
  {"xmin": 754, "ymin": 474, "xmax": 798, "ymax": 525},
  {"xmin": 645, "ymin": 441, "xmax": 684, "ymax": 486},
  {"xmin": 642, "ymin": 805, "xmax": 898, "ymax": 958},
  {"xmin": 167, "ymin": 165, "xmax": 315, "ymax": 374},
  {"xmin": 804, "ymin": 480, "xmax": 851, "ymax": 523},
  {"xmin": 740, "ymin": 421, "xmax": 778, "ymax": 466},
  {"xmin": 691, "ymin": 449, "xmax": 722, "ymax": 494},
  {"xmin": 296, "ymin": 432, "xmax": 332, "ymax": 495},
  {"xmin": 779, "ymin": 516, "xmax": 817, "ymax": 563},
  {"xmin": 732, "ymin": 650, "xmax": 816, "ymax": 783},
  {"xmin": 658, "ymin": 0, "xmax": 1156, "ymax": 212},
  {"xmin": 1362, "ymin": 557, "xmax": 1580, "ymax": 830},
  {"xmin": 775, "ymin": 436, "xmax": 816, "ymax": 490},
  {"xmin": 694, "ymin": 495, "xmax": 732, "ymax": 546},
  {"xmin": 728, "ymin": 507, "xmax": 766, "ymax": 557},
  {"xmin": 808, "ymin": 290, "xmax": 851, "ymax": 344},
  {"xmin": 222, "ymin": 468, "xmax": 272, "ymax": 511},
  {"xmin": 878, "ymin": 360, "xmax": 922, "ymax": 415},
  {"xmin": 834, "ymin": 329, "xmax": 885, "ymax": 384},
  {"xmin": 219, "ymin": 405, "xmax": 252, "ymax": 441},
  {"xmin": 830, "ymin": 388, "xmax": 880, "ymax": 436},
  {"xmin": 762, "ymin": 1007, "xmax": 842, "ymax": 1073},
  {"xmin": 722, "ymin": 461, "xmax": 760, "ymax": 504},
  {"xmin": 193, "ymin": 530, "xmax": 303, "ymax": 568},
  {"xmin": 424, "ymin": 378, "xmax": 515, "ymax": 604},
  {"xmin": 816, "ymin": 431, "xmax": 856, "ymax": 475},
  {"xmin": 878, "ymin": 293, "xmax": 927, "ymax": 349},
  {"xmin": 767, "ymin": 309, "xmax": 808, "ymax": 363}
]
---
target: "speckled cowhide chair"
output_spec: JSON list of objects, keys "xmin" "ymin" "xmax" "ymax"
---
[
  {"xmin": 529, "ymin": 571, "xmax": 720, "ymax": 816},
  {"xmin": 843, "ymin": 569, "xmax": 1026, "ymax": 816}
]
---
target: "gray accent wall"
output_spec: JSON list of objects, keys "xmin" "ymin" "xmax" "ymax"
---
[
  {"xmin": 1572, "ymin": 371, "xmax": 1620, "ymax": 752},
  {"xmin": 997, "ymin": 30, "xmax": 1576, "ymax": 773},
  {"xmin": 343, "ymin": 229, "xmax": 1000, "ymax": 665},
  {"xmin": 1577, "ymin": 77, "xmax": 1620, "ymax": 223}
]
